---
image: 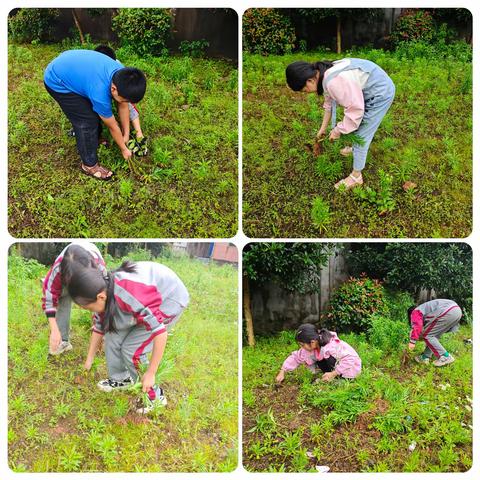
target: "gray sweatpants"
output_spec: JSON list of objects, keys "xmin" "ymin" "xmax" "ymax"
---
[
  {"xmin": 421, "ymin": 307, "xmax": 462, "ymax": 358},
  {"xmin": 56, "ymin": 289, "xmax": 73, "ymax": 342},
  {"xmin": 105, "ymin": 311, "xmax": 182, "ymax": 382}
]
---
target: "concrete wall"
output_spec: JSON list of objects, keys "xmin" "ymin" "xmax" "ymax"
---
[{"xmin": 248, "ymin": 251, "xmax": 349, "ymax": 335}]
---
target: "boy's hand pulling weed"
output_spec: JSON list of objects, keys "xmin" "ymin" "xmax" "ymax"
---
[
  {"xmin": 322, "ymin": 371, "xmax": 339, "ymax": 382},
  {"xmin": 122, "ymin": 147, "xmax": 133, "ymax": 160},
  {"xmin": 142, "ymin": 370, "xmax": 156, "ymax": 393},
  {"xmin": 408, "ymin": 342, "xmax": 416, "ymax": 351}
]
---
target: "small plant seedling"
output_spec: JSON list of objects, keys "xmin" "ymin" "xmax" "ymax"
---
[{"xmin": 311, "ymin": 196, "xmax": 332, "ymax": 231}]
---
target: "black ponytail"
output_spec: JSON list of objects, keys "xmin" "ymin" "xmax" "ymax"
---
[
  {"xmin": 285, "ymin": 60, "xmax": 334, "ymax": 95},
  {"xmin": 67, "ymin": 260, "xmax": 138, "ymax": 333},
  {"xmin": 60, "ymin": 244, "xmax": 98, "ymax": 286},
  {"xmin": 295, "ymin": 324, "xmax": 333, "ymax": 346}
]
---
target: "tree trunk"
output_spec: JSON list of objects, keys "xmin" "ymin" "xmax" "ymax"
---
[
  {"xmin": 72, "ymin": 9, "xmax": 85, "ymax": 44},
  {"xmin": 243, "ymin": 275, "xmax": 255, "ymax": 347},
  {"xmin": 336, "ymin": 16, "xmax": 342, "ymax": 54}
]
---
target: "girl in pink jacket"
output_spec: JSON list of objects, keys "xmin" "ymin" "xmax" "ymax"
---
[
  {"xmin": 276, "ymin": 324, "xmax": 361, "ymax": 383},
  {"xmin": 286, "ymin": 58, "xmax": 395, "ymax": 190}
]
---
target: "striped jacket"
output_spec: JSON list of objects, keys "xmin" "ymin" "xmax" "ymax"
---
[
  {"xmin": 93, "ymin": 261, "xmax": 190, "ymax": 336},
  {"xmin": 42, "ymin": 241, "xmax": 106, "ymax": 318},
  {"xmin": 409, "ymin": 299, "xmax": 461, "ymax": 342}
]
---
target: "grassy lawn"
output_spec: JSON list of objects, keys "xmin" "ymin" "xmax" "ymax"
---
[
  {"xmin": 243, "ymin": 49, "xmax": 472, "ymax": 238},
  {"xmin": 8, "ymin": 252, "xmax": 238, "ymax": 472},
  {"xmin": 8, "ymin": 43, "xmax": 238, "ymax": 238},
  {"xmin": 243, "ymin": 325, "xmax": 472, "ymax": 472}
]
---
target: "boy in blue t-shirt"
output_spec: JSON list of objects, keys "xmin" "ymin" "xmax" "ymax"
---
[{"xmin": 44, "ymin": 50, "xmax": 147, "ymax": 180}]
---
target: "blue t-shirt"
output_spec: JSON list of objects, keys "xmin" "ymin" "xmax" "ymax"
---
[{"xmin": 44, "ymin": 50, "xmax": 124, "ymax": 118}]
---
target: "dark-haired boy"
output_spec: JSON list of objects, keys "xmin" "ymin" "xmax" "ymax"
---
[
  {"xmin": 44, "ymin": 49, "xmax": 147, "ymax": 180},
  {"xmin": 94, "ymin": 45, "xmax": 145, "ymax": 142},
  {"xmin": 407, "ymin": 299, "xmax": 461, "ymax": 366}
]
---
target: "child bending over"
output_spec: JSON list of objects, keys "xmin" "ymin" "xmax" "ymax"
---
[{"xmin": 276, "ymin": 324, "xmax": 361, "ymax": 384}]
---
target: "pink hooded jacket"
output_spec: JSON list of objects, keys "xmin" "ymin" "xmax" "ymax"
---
[{"xmin": 281, "ymin": 331, "xmax": 362, "ymax": 379}]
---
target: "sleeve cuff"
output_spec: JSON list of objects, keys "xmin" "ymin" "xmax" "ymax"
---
[
  {"xmin": 46, "ymin": 311, "xmax": 56, "ymax": 318},
  {"xmin": 92, "ymin": 328, "xmax": 105, "ymax": 335}
]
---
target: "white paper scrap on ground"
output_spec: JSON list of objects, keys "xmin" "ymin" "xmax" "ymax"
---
[{"xmin": 315, "ymin": 466, "xmax": 330, "ymax": 473}]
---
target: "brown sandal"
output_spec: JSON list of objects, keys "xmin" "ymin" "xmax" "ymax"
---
[{"xmin": 81, "ymin": 163, "xmax": 114, "ymax": 180}]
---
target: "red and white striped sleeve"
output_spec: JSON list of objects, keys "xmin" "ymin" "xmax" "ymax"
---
[{"xmin": 41, "ymin": 255, "xmax": 64, "ymax": 318}]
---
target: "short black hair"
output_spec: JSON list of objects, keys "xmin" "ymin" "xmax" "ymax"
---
[
  {"xmin": 112, "ymin": 68, "xmax": 147, "ymax": 103},
  {"xmin": 95, "ymin": 44, "xmax": 116, "ymax": 60}
]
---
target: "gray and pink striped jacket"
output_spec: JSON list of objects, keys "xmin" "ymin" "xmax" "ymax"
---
[
  {"xmin": 409, "ymin": 299, "xmax": 461, "ymax": 342},
  {"xmin": 93, "ymin": 261, "xmax": 190, "ymax": 336},
  {"xmin": 282, "ymin": 331, "xmax": 362, "ymax": 379},
  {"xmin": 42, "ymin": 241, "xmax": 106, "ymax": 318}
]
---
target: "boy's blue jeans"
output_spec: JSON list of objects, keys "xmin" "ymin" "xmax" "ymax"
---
[{"xmin": 45, "ymin": 83, "xmax": 101, "ymax": 167}]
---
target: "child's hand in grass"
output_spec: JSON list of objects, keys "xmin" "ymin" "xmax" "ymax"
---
[
  {"xmin": 142, "ymin": 370, "xmax": 156, "ymax": 392},
  {"xmin": 84, "ymin": 357, "xmax": 93, "ymax": 371},
  {"xmin": 329, "ymin": 129, "xmax": 341, "ymax": 142},
  {"xmin": 322, "ymin": 371, "xmax": 338, "ymax": 382},
  {"xmin": 316, "ymin": 128, "xmax": 327, "ymax": 141},
  {"xmin": 275, "ymin": 369, "xmax": 285, "ymax": 383},
  {"xmin": 49, "ymin": 328, "xmax": 62, "ymax": 353},
  {"xmin": 408, "ymin": 342, "xmax": 416, "ymax": 351},
  {"xmin": 122, "ymin": 147, "xmax": 132, "ymax": 160}
]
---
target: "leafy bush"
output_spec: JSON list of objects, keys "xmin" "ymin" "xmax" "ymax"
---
[
  {"xmin": 112, "ymin": 8, "xmax": 173, "ymax": 56},
  {"xmin": 326, "ymin": 276, "xmax": 387, "ymax": 333},
  {"xmin": 8, "ymin": 8, "xmax": 59, "ymax": 44},
  {"xmin": 389, "ymin": 9, "xmax": 435, "ymax": 48},
  {"xmin": 243, "ymin": 243, "xmax": 332, "ymax": 294},
  {"xmin": 367, "ymin": 315, "xmax": 410, "ymax": 353},
  {"xmin": 179, "ymin": 39, "xmax": 209, "ymax": 58},
  {"xmin": 243, "ymin": 9, "xmax": 296, "ymax": 55}
]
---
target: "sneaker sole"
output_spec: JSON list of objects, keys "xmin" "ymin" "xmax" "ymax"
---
[
  {"xmin": 97, "ymin": 383, "xmax": 133, "ymax": 393},
  {"xmin": 433, "ymin": 358, "xmax": 455, "ymax": 367},
  {"xmin": 49, "ymin": 344, "xmax": 73, "ymax": 356}
]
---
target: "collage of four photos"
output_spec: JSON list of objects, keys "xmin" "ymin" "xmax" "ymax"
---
[{"xmin": 5, "ymin": 5, "xmax": 474, "ymax": 475}]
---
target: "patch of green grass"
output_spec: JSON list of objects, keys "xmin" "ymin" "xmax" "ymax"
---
[
  {"xmin": 243, "ymin": 320, "xmax": 472, "ymax": 472},
  {"xmin": 243, "ymin": 48, "xmax": 472, "ymax": 237},
  {"xmin": 8, "ymin": 251, "xmax": 238, "ymax": 472},
  {"xmin": 8, "ymin": 43, "xmax": 238, "ymax": 237}
]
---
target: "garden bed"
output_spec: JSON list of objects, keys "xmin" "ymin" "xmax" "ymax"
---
[
  {"xmin": 243, "ymin": 326, "xmax": 473, "ymax": 472},
  {"xmin": 8, "ymin": 252, "xmax": 238, "ymax": 472},
  {"xmin": 243, "ymin": 49, "xmax": 472, "ymax": 237},
  {"xmin": 8, "ymin": 44, "xmax": 238, "ymax": 238}
]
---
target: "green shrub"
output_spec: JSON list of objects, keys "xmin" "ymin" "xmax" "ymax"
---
[
  {"xmin": 243, "ymin": 9, "xmax": 296, "ymax": 55},
  {"xmin": 389, "ymin": 9, "xmax": 435, "ymax": 48},
  {"xmin": 112, "ymin": 8, "xmax": 172, "ymax": 56},
  {"xmin": 179, "ymin": 39, "xmax": 209, "ymax": 58},
  {"xmin": 367, "ymin": 315, "xmax": 409, "ymax": 353},
  {"xmin": 8, "ymin": 8, "xmax": 59, "ymax": 44},
  {"xmin": 326, "ymin": 276, "xmax": 387, "ymax": 333}
]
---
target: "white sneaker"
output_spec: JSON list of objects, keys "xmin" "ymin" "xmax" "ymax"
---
[
  {"xmin": 414, "ymin": 355, "xmax": 430, "ymax": 364},
  {"xmin": 136, "ymin": 389, "xmax": 168, "ymax": 414},
  {"xmin": 97, "ymin": 377, "xmax": 133, "ymax": 392},
  {"xmin": 49, "ymin": 341, "xmax": 73, "ymax": 356},
  {"xmin": 433, "ymin": 355, "xmax": 455, "ymax": 367}
]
